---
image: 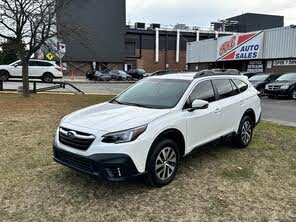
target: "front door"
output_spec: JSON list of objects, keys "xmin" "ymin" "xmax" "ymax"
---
[{"xmin": 184, "ymin": 80, "xmax": 222, "ymax": 152}]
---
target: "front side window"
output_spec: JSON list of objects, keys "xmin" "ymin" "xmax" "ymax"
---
[
  {"xmin": 111, "ymin": 79, "xmax": 191, "ymax": 109},
  {"xmin": 213, "ymin": 79, "xmax": 236, "ymax": 100},
  {"xmin": 188, "ymin": 80, "xmax": 216, "ymax": 104}
]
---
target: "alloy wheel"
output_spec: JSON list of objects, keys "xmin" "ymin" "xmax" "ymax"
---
[
  {"xmin": 241, "ymin": 120, "xmax": 252, "ymax": 145},
  {"xmin": 292, "ymin": 90, "xmax": 296, "ymax": 100},
  {"xmin": 155, "ymin": 147, "xmax": 177, "ymax": 181}
]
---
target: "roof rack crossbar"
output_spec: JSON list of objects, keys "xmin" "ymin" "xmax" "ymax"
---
[{"xmin": 193, "ymin": 69, "xmax": 241, "ymax": 79}]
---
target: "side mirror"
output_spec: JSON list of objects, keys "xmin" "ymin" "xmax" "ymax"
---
[
  {"xmin": 188, "ymin": 99, "xmax": 209, "ymax": 112},
  {"xmin": 13, "ymin": 64, "xmax": 18, "ymax": 67}
]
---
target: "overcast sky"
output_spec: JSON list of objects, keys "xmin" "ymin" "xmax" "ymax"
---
[{"xmin": 126, "ymin": 0, "xmax": 296, "ymax": 27}]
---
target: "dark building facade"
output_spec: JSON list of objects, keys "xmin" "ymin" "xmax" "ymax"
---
[
  {"xmin": 57, "ymin": 0, "xmax": 126, "ymax": 75},
  {"xmin": 213, "ymin": 13, "xmax": 284, "ymax": 33}
]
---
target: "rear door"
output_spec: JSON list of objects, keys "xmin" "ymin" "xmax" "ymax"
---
[{"xmin": 212, "ymin": 79, "xmax": 242, "ymax": 135}]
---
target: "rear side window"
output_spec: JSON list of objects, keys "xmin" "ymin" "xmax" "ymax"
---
[
  {"xmin": 189, "ymin": 80, "xmax": 216, "ymax": 103},
  {"xmin": 233, "ymin": 79, "xmax": 248, "ymax": 93},
  {"xmin": 213, "ymin": 79, "xmax": 236, "ymax": 100}
]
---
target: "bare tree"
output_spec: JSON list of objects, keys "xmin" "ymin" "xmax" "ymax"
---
[{"xmin": 0, "ymin": 0, "xmax": 69, "ymax": 96}]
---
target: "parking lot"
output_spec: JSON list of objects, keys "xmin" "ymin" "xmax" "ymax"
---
[
  {"xmin": 2, "ymin": 80, "xmax": 296, "ymax": 127},
  {"xmin": 0, "ymin": 94, "xmax": 295, "ymax": 222}
]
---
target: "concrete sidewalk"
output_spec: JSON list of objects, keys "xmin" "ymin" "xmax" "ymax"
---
[{"xmin": 62, "ymin": 76, "xmax": 136, "ymax": 84}]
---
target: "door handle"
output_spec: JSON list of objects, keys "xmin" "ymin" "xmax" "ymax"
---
[
  {"xmin": 214, "ymin": 108, "xmax": 221, "ymax": 114},
  {"xmin": 240, "ymin": 100, "xmax": 245, "ymax": 106}
]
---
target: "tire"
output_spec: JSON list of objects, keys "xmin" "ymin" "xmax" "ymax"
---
[
  {"xmin": 42, "ymin": 72, "xmax": 54, "ymax": 83},
  {"xmin": 0, "ymin": 70, "xmax": 10, "ymax": 82},
  {"xmin": 234, "ymin": 116, "xmax": 254, "ymax": 148},
  {"xmin": 145, "ymin": 138, "xmax": 180, "ymax": 187},
  {"xmin": 291, "ymin": 89, "xmax": 296, "ymax": 100}
]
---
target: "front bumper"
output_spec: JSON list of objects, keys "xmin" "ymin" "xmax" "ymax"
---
[
  {"xmin": 53, "ymin": 146, "xmax": 143, "ymax": 181},
  {"xmin": 264, "ymin": 89, "xmax": 290, "ymax": 97}
]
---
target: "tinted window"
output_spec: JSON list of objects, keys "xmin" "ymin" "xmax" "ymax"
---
[
  {"xmin": 189, "ymin": 80, "xmax": 216, "ymax": 103},
  {"xmin": 112, "ymin": 79, "xmax": 191, "ymax": 109},
  {"xmin": 233, "ymin": 79, "xmax": 248, "ymax": 93},
  {"xmin": 230, "ymin": 80, "xmax": 240, "ymax": 95},
  {"xmin": 214, "ymin": 79, "xmax": 236, "ymax": 100}
]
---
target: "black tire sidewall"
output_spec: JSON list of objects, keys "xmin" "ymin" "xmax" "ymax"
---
[
  {"xmin": 42, "ymin": 73, "xmax": 53, "ymax": 83},
  {"xmin": 146, "ymin": 139, "xmax": 180, "ymax": 187},
  {"xmin": 236, "ymin": 116, "xmax": 254, "ymax": 148},
  {"xmin": 291, "ymin": 89, "xmax": 296, "ymax": 100},
  {"xmin": 0, "ymin": 71, "xmax": 9, "ymax": 81}
]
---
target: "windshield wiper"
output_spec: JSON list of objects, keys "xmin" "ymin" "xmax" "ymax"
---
[{"xmin": 110, "ymin": 100, "xmax": 154, "ymax": 109}]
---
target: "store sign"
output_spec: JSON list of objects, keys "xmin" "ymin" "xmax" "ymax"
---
[
  {"xmin": 273, "ymin": 60, "xmax": 296, "ymax": 66},
  {"xmin": 217, "ymin": 31, "xmax": 264, "ymax": 61},
  {"xmin": 247, "ymin": 61, "xmax": 264, "ymax": 73}
]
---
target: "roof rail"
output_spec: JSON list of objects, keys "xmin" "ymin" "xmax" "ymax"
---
[{"xmin": 193, "ymin": 69, "xmax": 241, "ymax": 79}]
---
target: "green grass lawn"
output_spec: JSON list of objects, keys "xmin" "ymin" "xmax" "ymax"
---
[{"xmin": 0, "ymin": 94, "xmax": 295, "ymax": 222}]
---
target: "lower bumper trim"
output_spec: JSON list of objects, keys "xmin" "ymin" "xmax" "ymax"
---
[{"xmin": 53, "ymin": 146, "xmax": 142, "ymax": 181}]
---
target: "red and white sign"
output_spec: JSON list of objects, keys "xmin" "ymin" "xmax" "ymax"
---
[{"xmin": 217, "ymin": 31, "xmax": 264, "ymax": 61}]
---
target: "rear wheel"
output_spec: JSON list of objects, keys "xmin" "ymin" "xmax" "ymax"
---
[
  {"xmin": 291, "ymin": 89, "xmax": 296, "ymax": 100},
  {"xmin": 234, "ymin": 116, "xmax": 254, "ymax": 148},
  {"xmin": 0, "ymin": 71, "xmax": 10, "ymax": 81},
  {"xmin": 145, "ymin": 139, "xmax": 180, "ymax": 187},
  {"xmin": 42, "ymin": 72, "xmax": 54, "ymax": 83}
]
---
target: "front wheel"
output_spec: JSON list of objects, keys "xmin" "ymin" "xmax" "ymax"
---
[
  {"xmin": 42, "ymin": 73, "xmax": 54, "ymax": 83},
  {"xmin": 234, "ymin": 116, "xmax": 254, "ymax": 148},
  {"xmin": 145, "ymin": 139, "xmax": 180, "ymax": 187},
  {"xmin": 291, "ymin": 89, "xmax": 296, "ymax": 100},
  {"xmin": 0, "ymin": 71, "xmax": 10, "ymax": 82}
]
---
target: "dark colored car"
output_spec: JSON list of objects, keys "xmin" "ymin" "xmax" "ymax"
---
[
  {"xmin": 94, "ymin": 71, "xmax": 112, "ymax": 81},
  {"xmin": 127, "ymin": 69, "xmax": 146, "ymax": 79},
  {"xmin": 264, "ymin": 73, "xmax": 296, "ymax": 99},
  {"xmin": 248, "ymin": 73, "xmax": 283, "ymax": 96},
  {"xmin": 109, "ymin": 70, "xmax": 132, "ymax": 81},
  {"xmin": 242, "ymin": 72, "xmax": 259, "ymax": 79}
]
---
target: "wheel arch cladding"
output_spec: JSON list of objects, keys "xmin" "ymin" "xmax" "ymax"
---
[
  {"xmin": 243, "ymin": 109, "xmax": 256, "ymax": 126},
  {"xmin": 0, "ymin": 69, "xmax": 10, "ymax": 75},
  {"xmin": 146, "ymin": 128, "xmax": 186, "ymax": 170}
]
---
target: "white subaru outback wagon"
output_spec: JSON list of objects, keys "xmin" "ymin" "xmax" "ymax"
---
[{"xmin": 53, "ymin": 70, "xmax": 261, "ymax": 187}]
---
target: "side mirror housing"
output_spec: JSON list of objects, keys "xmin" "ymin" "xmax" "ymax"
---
[{"xmin": 188, "ymin": 99, "xmax": 209, "ymax": 112}]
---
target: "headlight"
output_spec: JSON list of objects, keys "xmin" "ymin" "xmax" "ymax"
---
[
  {"xmin": 102, "ymin": 125, "xmax": 147, "ymax": 144},
  {"xmin": 281, "ymin": 85, "xmax": 289, "ymax": 90}
]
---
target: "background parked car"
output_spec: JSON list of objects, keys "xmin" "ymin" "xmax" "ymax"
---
[
  {"xmin": 127, "ymin": 69, "xmax": 146, "ymax": 79},
  {"xmin": 249, "ymin": 73, "xmax": 283, "ymax": 96},
  {"xmin": 265, "ymin": 73, "xmax": 296, "ymax": 99},
  {"xmin": 242, "ymin": 72, "xmax": 259, "ymax": 79},
  {"xmin": 110, "ymin": 70, "xmax": 132, "ymax": 81},
  {"xmin": 94, "ymin": 71, "xmax": 112, "ymax": 81},
  {"xmin": 0, "ymin": 59, "xmax": 63, "ymax": 83}
]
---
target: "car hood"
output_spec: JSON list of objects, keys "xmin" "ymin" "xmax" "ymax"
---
[
  {"xmin": 0, "ymin": 64, "xmax": 12, "ymax": 69},
  {"xmin": 268, "ymin": 81, "xmax": 295, "ymax": 86},
  {"xmin": 62, "ymin": 102, "xmax": 170, "ymax": 132},
  {"xmin": 249, "ymin": 80, "xmax": 265, "ymax": 85}
]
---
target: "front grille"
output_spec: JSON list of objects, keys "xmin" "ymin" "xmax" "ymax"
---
[
  {"xmin": 55, "ymin": 149, "xmax": 93, "ymax": 173},
  {"xmin": 268, "ymin": 85, "xmax": 281, "ymax": 91},
  {"xmin": 59, "ymin": 127, "xmax": 95, "ymax": 151}
]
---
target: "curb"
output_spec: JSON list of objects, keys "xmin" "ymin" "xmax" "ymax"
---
[
  {"xmin": 0, "ymin": 91, "xmax": 116, "ymax": 96},
  {"xmin": 263, "ymin": 119, "xmax": 296, "ymax": 128}
]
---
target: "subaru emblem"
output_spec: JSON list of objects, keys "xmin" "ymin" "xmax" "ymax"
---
[{"xmin": 67, "ymin": 131, "xmax": 75, "ymax": 139}]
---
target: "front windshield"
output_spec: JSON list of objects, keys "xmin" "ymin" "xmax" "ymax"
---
[
  {"xmin": 249, "ymin": 75, "xmax": 269, "ymax": 81},
  {"xmin": 276, "ymin": 73, "xmax": 296, "ymax": 81},
  {"xmin": 111, "ymin": 79, "xmax": 191, "ymax": 109}
]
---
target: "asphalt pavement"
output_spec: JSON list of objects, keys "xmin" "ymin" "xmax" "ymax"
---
[{"xmin": 1, "ymin": 80, "xmax": 296, "ymax": 127}]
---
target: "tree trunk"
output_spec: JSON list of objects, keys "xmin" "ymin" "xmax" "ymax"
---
[{"xmin": 21, "ymin": 57, "xmax": 30, "ymax": 97}]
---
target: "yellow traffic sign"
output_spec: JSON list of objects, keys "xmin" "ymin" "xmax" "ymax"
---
[{"xmin": 46, "ymin": 53, "xmax": 54, "ymax": 60}]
